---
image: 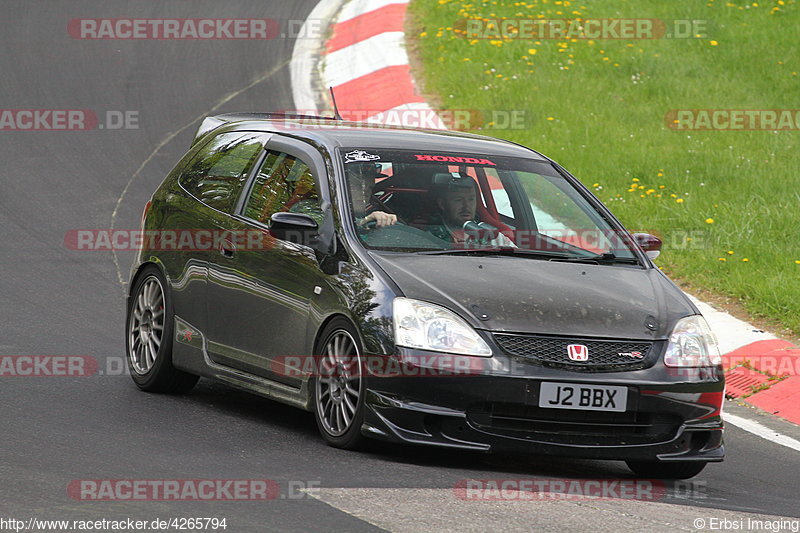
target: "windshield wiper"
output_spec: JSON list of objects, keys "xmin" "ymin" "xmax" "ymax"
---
[
  {"xmin": 551, "ymin": 252, "xmax": 640, "ymax": 265},
  {"xmin": 417, "ymin": 248, "xmax": 640, "ymax": 264},
  {"xmin": 416, "ymin": 248, "xmax": 573, "ymax": 260}
]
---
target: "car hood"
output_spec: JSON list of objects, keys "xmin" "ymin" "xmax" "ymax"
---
[{"xmin": 369, "ymin": 253, "xmax": 696, "ymax": 340}]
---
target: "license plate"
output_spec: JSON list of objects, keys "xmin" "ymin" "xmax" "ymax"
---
[{"xmin": 539, "ymin": 382, "xmax": 627, "ymax": 412}]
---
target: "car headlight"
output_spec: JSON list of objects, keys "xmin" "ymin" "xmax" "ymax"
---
[
  {"xmin": 664, "ymin": 315, "xmax": 721, "ymax": 367},
  {"xmin": 393, "ymin": 297, "xmax": 492, "ymax": 357}
]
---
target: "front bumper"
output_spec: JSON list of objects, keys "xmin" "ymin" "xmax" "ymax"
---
[{"xmin": 360, "ymin": 350, "xmax": 725, "ymax": 462}]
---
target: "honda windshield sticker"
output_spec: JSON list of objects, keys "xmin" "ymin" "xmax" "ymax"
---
[
  {"xmin": 344, "ymin": 150, "xmax": 381, "ymax": 163},
  {"xmin": 414, "ymin": 154, "xmax": 497, "ymax": 166}
]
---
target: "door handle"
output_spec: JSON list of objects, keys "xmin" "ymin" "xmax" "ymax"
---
[{"xmin": 220, "ymin": 239, "xmax": 236, "ymax": 258}]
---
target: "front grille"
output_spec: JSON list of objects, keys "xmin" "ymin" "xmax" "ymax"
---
[
  {"xmin": 494, "ymin": 334, "xmax": 654, "ymax": 372},
  {"xmin": 469, "ymin": 402, "xmax": 681, "ymax": 445}
]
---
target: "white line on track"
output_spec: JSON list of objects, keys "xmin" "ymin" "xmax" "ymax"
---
[{"xmin": 724, "ymin": 412, "xmax": 800, "ymax": 452}]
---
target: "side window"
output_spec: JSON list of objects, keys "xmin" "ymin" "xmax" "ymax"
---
[
  {"xmin": 244, "ymin": 150, "xmax": 321, "ymax": 226},
  {"xmin": 180, "ymin": 132, "xmax": 263, "ymax": 212},
  {"xmin": 516, "ymin": 170, "xmax": 614, "ymax": 253}
]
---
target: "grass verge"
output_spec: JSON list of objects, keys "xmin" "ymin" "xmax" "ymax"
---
[{"xmin": 407, "ymin": 0, "xmax": 800, "ymax": 336}]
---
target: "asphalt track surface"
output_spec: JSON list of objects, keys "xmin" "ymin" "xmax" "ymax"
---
[{"xmin": 1, "ymin": 2, "xmax": 799, "ymax": 532}]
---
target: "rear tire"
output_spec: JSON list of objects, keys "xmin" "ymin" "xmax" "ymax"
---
[
  {"xmin": 625, "ymin": 460, "xmax": 708, "ymax": 479},
  {"xmin": 126, "ymin": 266, "xmax": 199, "ymax": 393},
  {"xmin": 311, "ymin": 319, "xmax": 366, "ymax": 450}
]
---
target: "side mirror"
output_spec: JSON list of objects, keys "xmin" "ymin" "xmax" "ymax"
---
[
  {"xmin": 270, "ymin": 212, "xmax": 320, "ymax": 248},
  {"xmin": 632, "ymin": 233, "xmax": 662, "ymax": 260}
]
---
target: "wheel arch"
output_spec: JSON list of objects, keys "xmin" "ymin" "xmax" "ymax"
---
[
  {"xmin": 312, "ymin": 312, "xmax": 364, "ymax": 355},
  {"xmin": 128, "ymin": 259, "xmax": 168, "ymax": 298}
]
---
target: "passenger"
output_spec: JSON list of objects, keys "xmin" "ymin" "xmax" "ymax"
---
[{"xmin": 428, "ymin": 175, "xmax": 515, "ymax": 247}]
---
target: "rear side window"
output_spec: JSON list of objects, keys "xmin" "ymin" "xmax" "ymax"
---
[
  {"xmin": 180, "ymin": 132, "xmax": 264, "ymax": 212},
  {"xmin": 243, "ymin": 150, "xmax": 321, "ymax": 226}
]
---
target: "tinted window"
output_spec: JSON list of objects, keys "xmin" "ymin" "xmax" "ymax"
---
[
  {"xmin": 340, "ymin": 148, "xmax": 634, "ymax": 258},
  {"xmin": 244, "ymin": 150, "xmax": 321, "ymax": 225},
  {"xmin": 180, "ymin": 132, "xmax": 263, "ymax": 212}
]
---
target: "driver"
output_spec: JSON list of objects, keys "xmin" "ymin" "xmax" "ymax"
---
[
  {"xmin": 347, "ymin": 162, "xmax": 397, "ymax": 228},
  {"xmin": 428, "ymin": 175, "xmax": 515, "ymax": 247}
]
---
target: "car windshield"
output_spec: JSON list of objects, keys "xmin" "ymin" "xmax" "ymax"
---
[{"xmin": 340, "ymin": 148, "xmax": 638, "ymax": 261}]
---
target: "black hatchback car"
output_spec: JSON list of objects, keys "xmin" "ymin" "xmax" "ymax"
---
[{"xmin": 127, "ymin": 113, "xmax": 724, "ymax": 479}]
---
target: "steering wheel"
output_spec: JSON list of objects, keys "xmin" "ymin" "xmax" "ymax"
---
[
  {"xmin": 368, "ymin": 195, "xmax": 407, "ymax": 225},
  {"xmin": 358, "ymin": 195, "xmax": 408, "ymax": 232}
]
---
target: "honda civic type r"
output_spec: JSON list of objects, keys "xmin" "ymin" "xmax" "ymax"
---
[{"xmin": 126, "ymin": 113, "xmax": 724, "ymax": 479}]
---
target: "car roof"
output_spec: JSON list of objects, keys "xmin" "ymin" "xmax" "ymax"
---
[{"xmin": 201, "ymin": 114, "xmax": 548, "ymax": 161}]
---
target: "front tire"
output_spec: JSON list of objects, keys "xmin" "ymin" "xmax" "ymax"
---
[
  {"xmin": 312, "ymin": 319, "xmax": 366, "ymax": 450},
  {"xmin": 126, "ymin": 266, "xmax": 198, "ymax": 393},
  {"xmin": 625, "ymin": 460, "xmax": 708, "ymax": 479}
]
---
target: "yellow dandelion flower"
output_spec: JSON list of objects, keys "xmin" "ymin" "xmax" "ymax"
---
[
  {"xmin": 528, "ymin": 49, "xmax": 537, "ymax": 55},
  {"xmin": 727, "ymin": 250, "xmax": 734, "ymax": 255},
  {"xmin": 710, "ymin": 40, "xmax": 719, "ymax": 46},
  {"xmin": 705, "ymin": 218, "xmax": 714, "ymax": 224},
  {"xmin": 676, "ymin": 198, "xmax": 684, "ymax": 203},
  {"xmin": 742, "ymin": 258, "xmax": 749, "ymax": 262},
  {"xmin": 718, "ymin": 257, "xmax": 726, "ymax": 262}
]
